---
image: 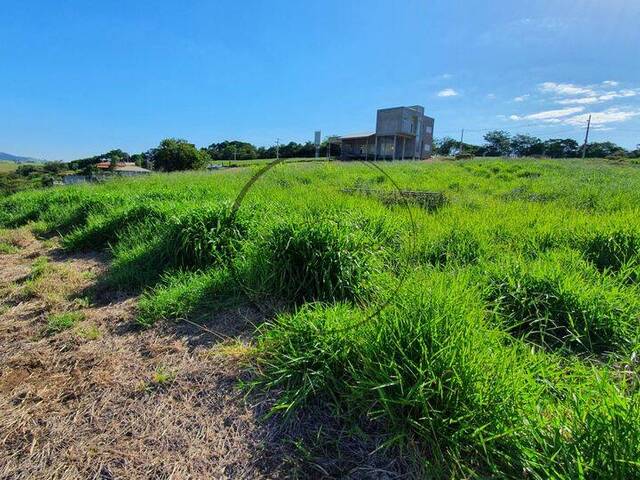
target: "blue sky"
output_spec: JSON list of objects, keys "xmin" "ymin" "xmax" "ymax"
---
[{"xmin": 1, "ymin": 0, "xmax": 639, "ymax": 160}]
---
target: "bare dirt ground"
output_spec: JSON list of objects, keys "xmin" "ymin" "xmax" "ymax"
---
[{"xmin": 0, "ymin": 229, "xmax": 409, "ymax": 479}]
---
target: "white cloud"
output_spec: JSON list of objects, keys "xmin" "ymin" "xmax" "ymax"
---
[
  {"xmin": 510, "ymin": 106, "xmax": 584, "ymax": 122},
  {"xmin": 514, "ymin": 94, "xmax": 530, "ymax": 102},
  {"xmin": 597, "ymin": 90, "xmax": 637, "ymax": 100},
  {"xmin": 486, "ymin": 93, "xmax": 497, "ymax": 100},
  {"xmin": 539, "ymin": 82, "xmax": 595, "ymax": 96},
  {"xmin": 509, "ymin": 81, "xmax": 640, "ymax": 130},
  {"xmin": 555, "ymin": 89, "xmax": 638, "ymax": 105},
  {"xmin": 556, "ymin": 97, "xmax": 600, "ymax": 105},
  {"xmin": 511, "ymin": 106, "xmax": 640, "ymax": 127},
  {"xmin": 437, "ymin": 88, "xmax": 459, "ymax": 97},
  {"xmin": 563, "ymin": 108, "xmax": 640, "ymax": 126},
  {"xmin": 535, "ymin": 80, "xmax": 639, "ymax": 108}
]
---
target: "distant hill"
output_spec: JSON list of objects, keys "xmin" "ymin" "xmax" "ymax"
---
[{"xmin": 0, "ymin": 152, "xmax": 46, "ymax": 163}]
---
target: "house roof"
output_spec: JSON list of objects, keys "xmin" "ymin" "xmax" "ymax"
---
[
  {"xmin": 95, "ymin": 161, "xmax": 137, "ymax": 170},
  {"xmin": 340, "ymin": 132, "xmax": 376, "ymax": 140},
  {"xmin": 114, "ymin": 165, "xmax": 151, "ymax": 173}
]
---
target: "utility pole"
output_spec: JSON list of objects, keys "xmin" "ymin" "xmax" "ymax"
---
[
  {"xmin": 459, "ymin": 129, "xmax": 465, "ymax": 155},
  {"xmin": 276, "ymin": 138, "xmax": 280, "ymax": 161},
  {"xmin": 315, "ymin": 131, "xmax": 321, "ymax": 160},
  {"xmin": 581, "ymin": 115, "xmax": 592, "ymax": 160}
]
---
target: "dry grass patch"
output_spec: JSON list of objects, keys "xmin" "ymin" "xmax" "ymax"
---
[
  {"xmin": 0, "ymin": 234, "xmax": 298, "ymax": 479},
  {"xmin": 0, "ymin": 226, "xmax": 35, "ymax": 251},
  {"xmin": 0, "ymin": 232, "xmax": 408, "ymax": 479},
  {"xmin": 19, "ymin": 255, "xmax": 103, "ymax": 313}
]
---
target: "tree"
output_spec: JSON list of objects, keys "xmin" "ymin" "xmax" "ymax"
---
[
  {"xmin": 206, "ymin": 141, "xmax": 258, "ymax": 161},
  {"xmin": 104, "ymin": 149, "xmax": 130, "ymax": 164},
  {"xmin": 15, "ymin": 165, "xmax": 38, "ymax": 176},
  {"xmin": 483, "ymin": 130, "xmax": 511, "ymax": 156},
  {"xmin": 149, "ymin": 138, "xmax": 210, "ymax": 172},
  {"xmin": 461, "ymin": 143, "xmax": 482, "ymax": 156},
  {"xmin": 42, "ymin": 161, "xmax": 67, "ymax": 174},
  {"xmin": 510, "ymin": 134, "xmax": 543, "ymax": 157},
  {"xmin": 543, "ymin": 139, "xmax": 580, "ymax": 158},
  {"xmin": 130, "ymin": 153, "xmax": 151, "ymax": 169},
  {"xmin": 584, "ymin": 142, "xmax": 627, "ymax": 158},
  {"xmin": 434, "ymin": 137, "xmax": 459, "ymax": 156}
]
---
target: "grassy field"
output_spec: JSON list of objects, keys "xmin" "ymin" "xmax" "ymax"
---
[
  {"xmin": 2, "ymin": 157, "xmax": 640, "ymax": 478},
  {"xmin": 0, "ymin": 161, "xmax": 18, "ymax": 173}
]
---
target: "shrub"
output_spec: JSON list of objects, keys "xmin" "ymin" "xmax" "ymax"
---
[{"xmin": 150, "ymin": 138, "xmax": 210, "ymax": 172}]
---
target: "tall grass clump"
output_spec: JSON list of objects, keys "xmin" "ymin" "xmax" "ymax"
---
[
  {"xmin": 254, "ymin": 272, "xmax": 547, "ymax": 476},
  {"xmin": 244, "ymin": 213, "xmax": 392, "ymax": 305},
  {"xmin": 255, "ymin": 270, "xmax": 640, "ymax": 477},
  {"xmin": 0, "ymin": 190, "xmax": 55, "ymax": 227},
  {"xmin": 416, "ymin": 227, "xmax": 485, "ymax": 267},
  {"xmin": 62, "ymin": 204, "xmax": 169, "ymax": 251},
  {"xmin": 485, "ymin": 250, "xmax": 640, "ymax": 355},
  {"xmin": 137, "ymin": 269, "xmax": 237, "ymax": 326},
  {"xmin": 254, "ymin": 303, "xmax": 363, "ymax": 411},
  {"xmin": 580, "ymin": 225, "xmax": 640, "ymax": 275},
  {"xmin": 34, "ymin": 196, "xmax": 112, "ymax": 235},
  {"xmin": 170, "ymin": 203, "xmax": 248, "ymax": 269},
  {"xmin": 107, "ymin": 203, "xmax": 248, "ymax": 289},
  {"xmin": 545, "ymin": 372, "xmax": 640, "ymax": 479}
]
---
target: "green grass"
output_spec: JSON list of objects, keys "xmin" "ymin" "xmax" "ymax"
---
[
  {"xmin": 0, "ymin": 241, "xmax": 19, "ymax": 254},
  {"xmin": 485, "ymin": 249, "xmax": 640, "ymax": 355},
  {"xmin": 76, "ymin": 323, "xmax": 101, "ymax": 340},
  {"xmin": 29, "ymin": 256, "xmax": 50, "ymax": 279},
  {"xmin": 45, "ymin": 311, "xmax": 85, "ymax": 335},
  {"xmin": 2, "ymin": 157, "xmax": 640, "ymax": 477}
]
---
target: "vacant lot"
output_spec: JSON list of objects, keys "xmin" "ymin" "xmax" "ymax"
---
[{"xmin": 1, "ymin": 158, "xmax": 640, "ymax": 479}]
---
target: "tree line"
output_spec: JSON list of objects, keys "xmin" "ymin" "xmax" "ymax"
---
[
  {"xmin": 64, "ymin": 138, "xmax": 335, "ymax": 173},
  {"xmin": 435, "ymin": 130, "xmax": 640, "ymax": 159},
  {"xmin": 18, "ymin": 132, "xmax": 640, "ymax": 182}
]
